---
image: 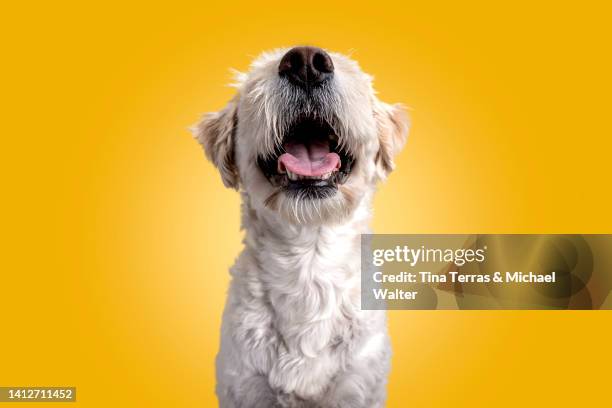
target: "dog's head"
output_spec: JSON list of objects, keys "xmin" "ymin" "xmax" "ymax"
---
[{"xmin": 194, "ymin": 47, "xmax": 409, "ymax": 225}]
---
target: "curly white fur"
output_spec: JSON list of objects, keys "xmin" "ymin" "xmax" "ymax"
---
[{"xmin": 193, "ymin": 47, "xmax": 409, "ymax": 407}]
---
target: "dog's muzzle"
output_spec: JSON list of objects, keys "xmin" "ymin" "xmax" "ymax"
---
[{"xmin": 257, "ymin": 48, "xmax": 355, "ymax": 199}]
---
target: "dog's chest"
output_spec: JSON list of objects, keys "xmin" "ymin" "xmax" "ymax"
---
[
  {"xmin": 235, "ymin": 225, "xmax": 364, "ymax": 397},
  {"xmin": 267, "ymin": 291, "xmax": 355, "ymax": 398},
  {"xmin": 260, "ymin": 253, "xmax": 360, "ymax": 397}
]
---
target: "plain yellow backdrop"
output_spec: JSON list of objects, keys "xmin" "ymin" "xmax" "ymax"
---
[{"xmin": 1, "ymin": 1, "xmax": 611, "ymax": 406}]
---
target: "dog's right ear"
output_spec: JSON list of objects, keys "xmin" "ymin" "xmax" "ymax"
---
[{"xmin": 192, "ymin": 97, "xmax": 239, "ymax": 190}]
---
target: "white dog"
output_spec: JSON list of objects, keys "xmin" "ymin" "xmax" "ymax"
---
[{"xmin": 193, "ymin": 46, "xmax": 408, "ymax": 408}]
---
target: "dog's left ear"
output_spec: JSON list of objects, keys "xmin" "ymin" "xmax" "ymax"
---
[
  {"xmin": 374, "ymin": 101, "xmax": 409, "ymax": 180},
  {"xmin": 192, "ymin": 97, "xmax": 240, "ymax": 190}
]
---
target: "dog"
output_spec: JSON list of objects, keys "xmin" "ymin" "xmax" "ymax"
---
[{"xmin": 193, "ymin": 46, "xmax": 409, "ymax": 408}]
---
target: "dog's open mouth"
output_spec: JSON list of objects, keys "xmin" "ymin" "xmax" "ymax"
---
[{"xmin": 257, "ymin": 117, "xmax": 355, "ymax": 197}]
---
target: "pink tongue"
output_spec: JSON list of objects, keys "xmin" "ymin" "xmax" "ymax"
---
[{"xmin": 278, "ymin": 140, "xmax": 341, "ymax": 177}]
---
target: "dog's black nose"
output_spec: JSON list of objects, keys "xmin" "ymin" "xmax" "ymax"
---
[{"xmin": 279, "ymin": 46, "xmax": 334, "ymax": 88}]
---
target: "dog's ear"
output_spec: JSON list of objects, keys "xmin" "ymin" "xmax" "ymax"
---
[
  {"xmin": 374, "ymin": 101, "xmax": 409, "ymax": 180},
  {"xmin": 192, "ymin": 97, "xmax": 240, "ymax": 190}
]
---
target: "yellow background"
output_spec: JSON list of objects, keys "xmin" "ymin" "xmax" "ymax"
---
[{"xmin": 1, "ymin": 1, "xmax": 611, "ymax": 406}]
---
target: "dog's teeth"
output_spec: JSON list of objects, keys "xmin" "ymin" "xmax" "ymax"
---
[
  {"xmin": 315, "ymin": 172, "xmax": 333, "ymax": 180},
  {"xmin": 285, "ymin": 170, "xmax": 338, "ymax": 181}
]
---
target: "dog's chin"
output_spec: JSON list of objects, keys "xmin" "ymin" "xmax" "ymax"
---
[
  {"xmin": 283, "ymin": 175, "xmax": 340, "ymax": 198},
  {"xmin": 267, "ymin": 187, "xmax": 354, "ymax": 225}
]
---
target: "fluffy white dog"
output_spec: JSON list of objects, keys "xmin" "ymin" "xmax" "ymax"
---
[{"xmin": 193, "ymin": 46, "xmax": 409, "ymax": 408}]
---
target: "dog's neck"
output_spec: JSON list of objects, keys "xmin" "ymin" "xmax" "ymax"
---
[
  {"xmin": 241, "ymin": 192, "xmax": 372, "ymax": 261},
  {"xmin": 239, "ymin": 192, "xmax": 372, "ymax": 354}
]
